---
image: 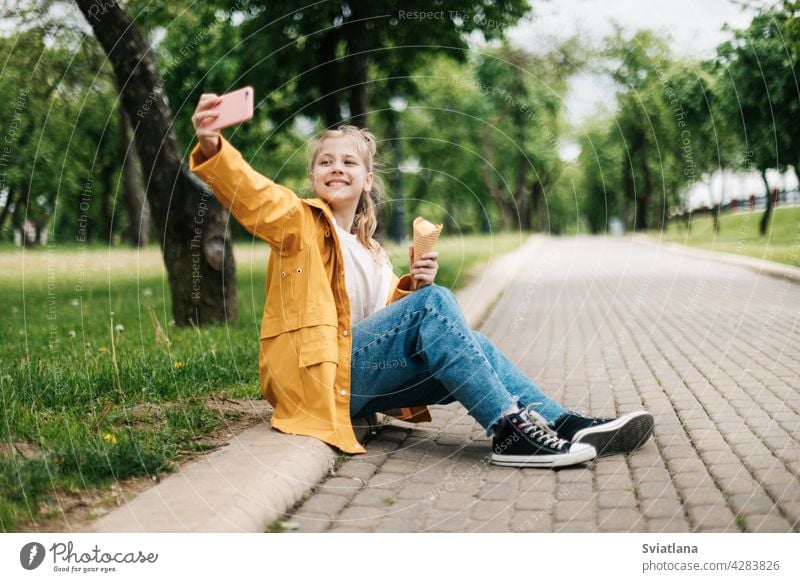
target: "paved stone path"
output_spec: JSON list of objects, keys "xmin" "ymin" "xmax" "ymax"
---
[{"xmin": 282, "ymin": 236, "xmax": 800, "ymax": 533}]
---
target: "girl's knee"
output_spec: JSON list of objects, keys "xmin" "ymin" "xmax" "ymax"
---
[
  {"xmin": 471, "ymin": 329, "xmax": 489, "ymax": 347},
  {"xmin": 419, "ymin": 283, "xmax": 457, "ymax": 307}
]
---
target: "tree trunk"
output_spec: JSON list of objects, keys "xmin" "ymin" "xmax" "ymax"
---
[
  {"xmin": 0, "ymin": 188, "xmax": 17, "ymax": 233},
  {"xmin": 623, "ymin": 158, "xmax": 636, "ymax": 232},
  {"xmin": 345, "ymin": 0, "xmax": 369, "ymax": 126},
  {"xmin": 637, "ymin": 156, "xmax": 651, "ymax": 231},
  {"xmin": 479, "ymin": 132, "xmax": 511, "ymax": 230},
  {"xmin": 531, "ymin": 181, "xmax": 549, "ymax": 233},
  {"xmin": 100, "ymin": 162, "xmax": 115, "ymax": 243},
  {"xmin": 120, "ymin": 110, "xmax": 150, "ymax": 247},
  {"xmin": 760, "ymin": 168, "xmax": 772, "ymax": 236},
  {"xmin": 386, "ymin": 108, "xmax": 405, "ymax": 243},
  {"xmin": 319, "ymin": 31, "xmax": 341, "ymax": 128},
  {"xmin": 75, "ymin": 0, "xmax": 236, "ymax": 326}
]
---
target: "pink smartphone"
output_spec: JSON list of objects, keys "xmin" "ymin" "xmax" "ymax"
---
[{"xmin": 206, "ymin": 86, "xmax": 254, "ymax": 131}]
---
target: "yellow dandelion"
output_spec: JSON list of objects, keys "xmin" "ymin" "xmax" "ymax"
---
[
  {"xmin": 102, "ymin": 433, "xmax": 117, "ymax": 444},
  {"xmin": 173, "ymin": 361, "xmax": 185, "ymax": 369}
]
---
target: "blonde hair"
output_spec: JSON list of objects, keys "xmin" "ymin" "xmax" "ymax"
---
[{"xmin": 308, "ymin": 124, "xmax": 387, "ymax": 263}]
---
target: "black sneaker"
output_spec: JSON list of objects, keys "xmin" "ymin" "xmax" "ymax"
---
[
  {"xmin": 551, "ymin": 410, "xmax": 654, "ymax": 456},
  {"xmin": 491, "ymin": 408, "xmax": 596, "ymax": 468}
]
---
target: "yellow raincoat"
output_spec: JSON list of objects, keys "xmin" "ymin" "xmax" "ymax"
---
[{"xmin": 190, "ymin": 137, "xmax": 431, "ymax": 453}]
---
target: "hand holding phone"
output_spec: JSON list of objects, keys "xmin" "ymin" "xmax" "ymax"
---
[
  {"xmin": 206, "ymin": 86, "xmax": 254, "ymax": 131},
  {"xmin": 191, "ymin": 87, "xmax": 254, "ymax": 159}
]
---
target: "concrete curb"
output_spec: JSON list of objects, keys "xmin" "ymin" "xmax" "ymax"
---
[
  {"xmin": 635, "ymin": 234, "xmax": 800, "ymax": 284},
  {"xmin": 91, "ymin": 426, "xmax": 335, "ymax": 532},
  {"xmin": 88, "ymin": 236, "xmax": 536, "ymax": 532}
]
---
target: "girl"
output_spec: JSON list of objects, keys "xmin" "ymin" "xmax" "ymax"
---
[{"xmin": 190, "ymin": 93, "xmax": 654, "ymax": 468}]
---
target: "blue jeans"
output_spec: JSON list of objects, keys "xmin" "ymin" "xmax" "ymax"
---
[{"xmin": 349, "ymin": 285, "xmax": 568, "ymax": 434}]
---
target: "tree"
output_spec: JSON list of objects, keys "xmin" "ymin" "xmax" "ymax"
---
[
  {"xmin": 605, "ymin": 29, "xmax": 681, "ymax": 231},
  {"xmin": 716, "ymin": 6, "xmax": 799, "ymax": 234},
  {"xmin": 667, "ymin": 60, "xmax": 740, "ymax": 232},
  {"xmin": 74, "ymin": 0, "xmax": 237, "ymax": 326},
  {"xmin": 228, "ymin": 0, "xmax": 530, "ymax": 128},
  {"xmin": 576, "ymin": 120, "xmax": 624, "ymax": 234}
]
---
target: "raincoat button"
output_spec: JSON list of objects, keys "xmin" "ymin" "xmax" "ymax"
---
[
  {"xmin": 325, "ymin": 228, "xmax": 331, "ymax": 237},
  {"xmin": 340, "ymin": 389, "xmax": 347, "ymax": 395},
  {"xmin": 280, "ymin": 271, "xmax": 286, "ymax": 278},
  {"xmin": 342, "ymin": 330, "xmax": 349, "ymax": 336},
  {"xmin": 296, "ymin": 268, "xmax": 302, "ymax": 274}
]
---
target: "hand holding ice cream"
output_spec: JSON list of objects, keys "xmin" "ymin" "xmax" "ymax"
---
[{"xmin": 408, "ymin": 216, "xmax": 442, "ymax": 290}]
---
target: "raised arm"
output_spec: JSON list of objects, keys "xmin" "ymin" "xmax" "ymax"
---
[{"xmin": 189, "ymin": 93, "xmax": 307, "ymax": 255}]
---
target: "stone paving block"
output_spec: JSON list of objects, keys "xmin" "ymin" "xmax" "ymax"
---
[
  {"xmin": 471, "ymin": 500, "xmax": 514, "ymax": 521},
  {"xmin": 336, "ymin": 506, "xmax": 387, "ymax": 528},
  {"xmin": 686, "ymin": 503, "xmax": 737, "ymax": 530},
  {"xmin": 298, "ymin": 493, "xmax": 349, "ymax": 516},
  {"xmin": 510, "ymin": 510, "xmax": 554, "ymax": 532},
  {"xmin": 472, "ymin": 518, "xmax": 513, "ymax": 532},
  {"xmin": 596, "ymin": 472, "xmax": 634, "ymax": 489},
  {"xmin": 478, "ymin": 482, "xmax": 518, "ymax": 501},
  {"xmin": 555, "ymin": 467, "xmax": 595, "ymax": 483},
  {"xmin": 762, "ymin": 480, "xmax": 800, "ymax": 501},
  {"xmin": 554, "ymin": 520, "xmax": 595, "ymax": 533},
  {"xmin": 349, "ymin": 488, "xmax": 400, "ymax": 508},
  {"xmin": 717, "ymin": 474, "xmax": 761, "ymax": 495},
  {"xmin": 289, "ymin": 511, "xmax": 331, "ymax": 533},
  {"xmin": 743, "ymin": 512, "xmax": 794, "ymax": 533},
  {"xmin": 366, "ymin": 471, "xmax": 407, "ymax": 491},
  {"xmin": 672, "ymin": 471, "xmax": 715, "ymax": 490},
  {"xmin": 665, "ymin": 457, "xmax": 708, "ymax": 474},
  {"xmin": 425, "ymin": 509, "xmax": 471, "ymax": 531},
  {"xmin": 520, "ymin": 471, "xmax": 557, "ymax": 492},
  {"xmin": 639, "ymin": 497, "xmax": 685, "ymax": 519},
  {"xmin": 408, "ymin": 468, "xmax": 451, "ymax": 486},
  {"xmin": 382, "ymin": 499, "xmax": 429, "ymax": 521},
  {"xmin": 646, "ymin": 517, "xmax": 691, "ymax": 533},
  {"xmin": 556, "ymin": 481, "xmax": 594, "ymax": 500},
  {"xmin": 633, "ymin": 467, "xmax": 674, "ymax": 484},
  {"xmin": 597, "ymin": 490, "xmax": 638, "ymax": 509},
  {"xmin": 681, "ymin": 486, "xmax": 726, "ymax": 507},
  {"xmin": 597, "ymin": 508, "xmax": 644, "ymax": 532},
  {"xmin": 374, "ymin": 518, "xmax": 422, "ymax": 532},
  {"xmin": 335, "ymin": 461, "xmax": 378, "ymax": 482},
  {"xmin": 514, "ymin": 489, "xmax": 560, "ymax": 511},
  {"xmin": 595, "ymin": 459, "xmax": 631, "ymax": 475},
  {"xmin": 727, "ymin": 493, "xmax": 779, "ymax": 516},
  {"xmin": 484, "ymin": 466, "xmax": 523, "ymax": 484},
  {"xmin": 316, "ymin": 476, "xmax": 364, "ymax": 496},
  {"xmin": 433, "ymin": 492, "xmax": 477, "ymax": 512},
  {"xmin": 380, "ymin": 459, "xmax": 420, "ymax": 474},
  {"xmin": 635, "ymin": 480, "xmax": 678, "ymax": 499},
  {"xmin": 397, "ymin": 483, "xmax": 440, "ymax": 501},
  {"xmin": 554, "ymin": 499, "xmax": 593, "ymax": 522}
]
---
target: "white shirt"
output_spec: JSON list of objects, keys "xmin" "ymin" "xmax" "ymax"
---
[{"xmin": 334, "ymin": 219, "xmax": 393, "ymax": 324}]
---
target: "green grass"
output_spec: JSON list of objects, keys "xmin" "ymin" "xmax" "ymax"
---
[
  {"xmin": 384, "ymin": 232, "xmax": 528, "ymax": 290},
  {"xmin": 0, "ymin": 233, "xmax": 526, "ymax": 530},
  {"xmin": 661, "ymin": 207, "xmax": 800, "ymax": 268}
]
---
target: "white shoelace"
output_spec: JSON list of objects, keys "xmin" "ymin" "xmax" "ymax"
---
[{"xmin": 520, "ymin": 404, "xmax": 570, "ymax": 450}]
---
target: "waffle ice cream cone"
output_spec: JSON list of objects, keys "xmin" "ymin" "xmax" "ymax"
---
[{"xmin": 413, "ymin": 216, "xmax": 442, "ymax": 260}]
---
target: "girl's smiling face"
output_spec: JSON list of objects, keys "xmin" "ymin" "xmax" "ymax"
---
[{"xmin": 311, "ymin": 135, "xmax": 373, "ymax": 208}]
